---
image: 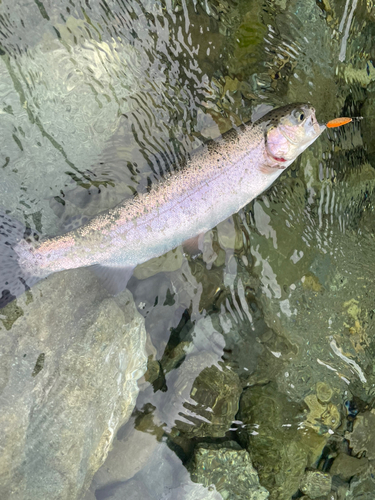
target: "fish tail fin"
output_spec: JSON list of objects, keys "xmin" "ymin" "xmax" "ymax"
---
[{"xmin": 0, "ymin": 210, "xmax": 41, "ymax": 309}]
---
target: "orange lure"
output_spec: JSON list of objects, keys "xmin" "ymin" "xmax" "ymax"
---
[{"xmin": 326, "ymin": 117, "xmax": 353, "ymax": 128}]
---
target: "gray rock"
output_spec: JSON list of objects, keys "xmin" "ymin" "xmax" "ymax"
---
[
  {"xmin": 91, "ymin": 415, "xmax": 160, "ymax": 488},
  {"xmin": 0, "ymin": 268, "xmax": 147, "ymax": 500},
  {"xmin": 189, "ymin": 442, "xmax": 269, "ymax": 500},
  {"xmin": 82, "ymin": 490, "xmax": 97, "ymax": 500}
]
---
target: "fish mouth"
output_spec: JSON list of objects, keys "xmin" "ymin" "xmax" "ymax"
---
[
  {"xmin": 311, "ymin": 114, "xmax": 325, "ymax": 135},
  {"xmin": 266, "ymin": 149, "xmax": 287, "ymax": 165},
  {"xmin": 318, "ymin": 123, "xmax": 326, "ymax": 134}
]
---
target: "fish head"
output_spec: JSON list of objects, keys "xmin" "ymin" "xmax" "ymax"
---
[{"xmin": 259, "ymin": 103, "xmax": 325, "ymax": 166}]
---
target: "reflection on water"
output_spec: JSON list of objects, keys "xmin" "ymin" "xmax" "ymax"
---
[{"xmin": 1, "ymin": 0, "xmax": 375, "ymax": 499}]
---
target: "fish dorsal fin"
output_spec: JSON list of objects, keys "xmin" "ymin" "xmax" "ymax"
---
[{"xmin": 251, "ymin": 104, "xmax": 274, "ymax": 123}]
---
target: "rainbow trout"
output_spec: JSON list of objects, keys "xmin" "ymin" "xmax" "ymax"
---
[{"xmin": 0, "ymin": 103, "xmax": 326, "ymax": 307}]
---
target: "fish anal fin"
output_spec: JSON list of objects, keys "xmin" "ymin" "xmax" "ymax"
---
[
  {"xmin": 90, "ymin": 265, "xmax": 135, "ymax": 295},
  {"xmin": 182, "ymin": 232, "xmax": 206, "ymax": 256}
]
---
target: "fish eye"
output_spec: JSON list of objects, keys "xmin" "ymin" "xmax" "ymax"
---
[{"xmin": 293, "ymin": 109, "xmax": 306, "ymax": 122}]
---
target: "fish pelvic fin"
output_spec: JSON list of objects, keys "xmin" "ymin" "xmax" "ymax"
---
[
  {"xmin": 90, "ymin": 264, "xmax": 135, "ymax": 295},
  {"xmin": 182, "ymin": 232, "xmax": 206, "ymax": 256},
  {"xmin": 0, "ymin": 210, "xmax": 41, "ymax": 309}
]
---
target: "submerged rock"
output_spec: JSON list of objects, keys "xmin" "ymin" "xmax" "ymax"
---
[
  {"xmin": 189, "ymin": 441, "xmax": 269, "ymax": 500},
  {"xmin": 0, "ymin": 268, "xmax": 147, "ymax": 500},
  {"xmin": 135, "ymin": 315, "xmax": 240, "ymax": 439},
  {"xmin": 304, "ymin": 391, "xmax": 341, "ymax": 434},
  {"xmin": 238, "ymin": 384, "xmax": 327, "ymax": 499},
  {"xmin": 299, "ymin": 470, "xmax": 332, "ymax": 499},
  {"xmin": 316, "ymin": 381, "xmax": 334, "ymax": 404},
  {"xmin": 166, "ymin": 354, "xmax": 241, "ymax": 438},
  {"xmin": 330, "ymin": 453, "xmax": 369, "ymax": 482},
  {"xmin": 346, "ymin": 467, "xmax": 375, "ymax": 500},
  {"xmin": 345, "ymin": 410, "xmax": 375, "ymax": 460},
  {"xmin": 133, "ymin": 247, "xmax": 184, "ymax": 279}
]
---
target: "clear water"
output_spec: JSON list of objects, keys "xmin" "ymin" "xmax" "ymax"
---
[{"xmin": 1, "ymin": 0, "xmax": 375, "ymax": 499}]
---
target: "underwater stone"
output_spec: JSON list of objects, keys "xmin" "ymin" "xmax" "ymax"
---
[
  {"xmin": 161, "ymin": 341, "xmax": 193, "ymax": 374},
  {"xmin": 238, "ymin": 384, "xmax": 327, "ymax": 500},
  {"xmin": 136, "ymin": 348, "xmax": 229, "ymax": 440},
  {"xmin": 330, "ymin": 453, "xmax": 369, "ymax": 482},
  {"xmin": 345, "ymin": 410, "xmax": 375, "ymax": 460},
  {"xmin": 0, "ymin": 268, "xmax": 147, "ymax": 500},
  {"xmin": 172, "ymin": 361, "xmax": 241, "ymax": 438},
  {"xmin": 143, "ymin": 357, "xmax": 162, "ymax": 385},
  {"xmin": 216, "ymin": 216, "xmax": 244, "ymax": 252},
  {"xmin": 189, "ymin": 442, "xmax": 269, "ymax": 500},
  {"xmin": 304, "ymin": 393, "xmax": 341, "ymax": 433},
  {"xmin": 134, "ymin": 247, "xmax": 184, "ymax": 279},
  {"xmin": 316, "ymin": 382, "xmax": 333, "ymax": 404},
  {"xmin": 299, "ymin": 471, "xmax": 332, "ymax": 499},
  {"xmin": 347, "ymin": 467, "xmax": 375, "ymax": 500}
]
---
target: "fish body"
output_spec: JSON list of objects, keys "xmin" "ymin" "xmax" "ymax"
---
[{"xmin": 0, "ymin": 103, "xmax": 325, "ymax": 307}]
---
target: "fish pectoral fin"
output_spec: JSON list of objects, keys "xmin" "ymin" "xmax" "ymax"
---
[
  {"xmin": 90, "ymin": 264, "xmax": 135, "ymax": 295},
  {"xmin": 258, "ymin": 163, "xmax": 287, "ymax": 174},
  {"xmin": 182, "ymin": 232, "xmax": 206, "ymax": 256}
]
